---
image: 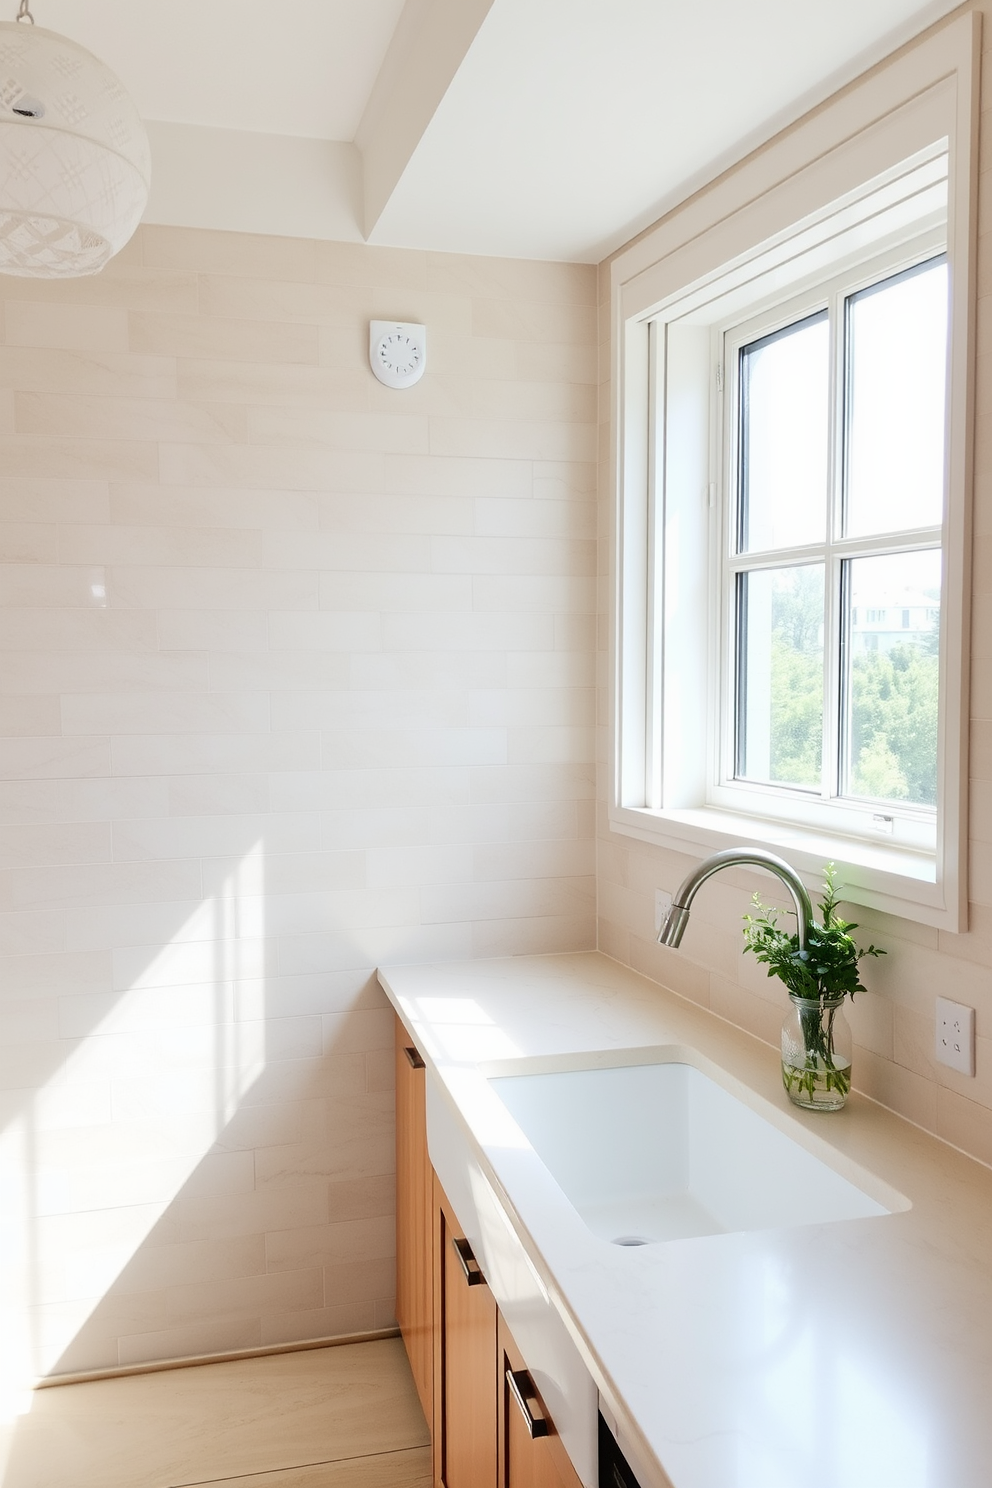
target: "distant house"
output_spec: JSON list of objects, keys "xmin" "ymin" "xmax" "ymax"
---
[{"xmin": 850, "ymin": 587, "xmax": 940, "ymax": 654}]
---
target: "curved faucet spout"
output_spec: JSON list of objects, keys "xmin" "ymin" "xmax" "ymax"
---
[{"xmin": 658, "ymin": 847, "xmax": 814, "ymax": 955}]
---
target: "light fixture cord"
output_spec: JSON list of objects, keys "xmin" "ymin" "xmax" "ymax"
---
[{"xmin": 15, "ymin": 0, "xmax": 34, "ymax": 23}]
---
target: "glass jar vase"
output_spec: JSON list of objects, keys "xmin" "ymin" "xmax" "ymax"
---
[{"xmin": 780, "ymin": 993, "xmax": 852, "ymax": 1111}]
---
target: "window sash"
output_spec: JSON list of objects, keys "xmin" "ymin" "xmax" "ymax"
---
[{"xmin": 716, "ymin": 240, "xmax": 946, "ymax": 833}]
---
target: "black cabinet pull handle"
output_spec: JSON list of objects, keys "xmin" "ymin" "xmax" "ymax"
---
[
  {"xmin": 403, "ymin": 1046, "xmax": 425, "ymax": 1069},
  {"xmin": 506, "ymin": 1368, "xmax": 549, "ymax": 1438},
  {"xmin": 451, "ymin": 1236, "xmax": 485, "ymax": 1286}
]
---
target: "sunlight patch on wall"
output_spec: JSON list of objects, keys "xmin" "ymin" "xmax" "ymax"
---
[{"xmin": 0, "ymin": 843, "xmax": 266, "ymax": 1410}]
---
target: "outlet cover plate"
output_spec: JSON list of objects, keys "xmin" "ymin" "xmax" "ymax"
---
[
  {"xmin": 935, "ymin": 995, "xmax": 975, "ymax": 1076},
  {"xmin": 654, "ymin": 889, "xmax": 673, "ymax": 934}
]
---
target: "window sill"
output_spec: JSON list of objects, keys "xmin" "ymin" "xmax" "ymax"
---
[{"xmin": 607, "ymin": 801, "xmax": 962, "ymax": 930}]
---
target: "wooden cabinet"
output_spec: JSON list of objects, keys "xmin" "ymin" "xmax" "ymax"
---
[
  {"xmin": 394, "ymin": 1018, "xmax": 433, "ymax": 1427},
  {"xmin": 498, "ymin": 1313, "xmax": 583, "ymax": 1488},
  {"xmin": 394, "ymin": 1014, "xmax": 583, "ymax": 1488},
  {"xmin": 435, "ymin": 1179, "xmax": 498, "ymax": 1488}
]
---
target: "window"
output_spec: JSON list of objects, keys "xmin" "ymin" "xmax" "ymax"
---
[
  {"xmin": 718, "ymin": 253, "xmax": 946, "ymax": 843},
  {"xmin": 609, "ymin": 16, "xmax": 976, "ymax": 930}
]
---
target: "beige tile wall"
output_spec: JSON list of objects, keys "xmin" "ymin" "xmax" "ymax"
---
[
  {"xmin": 0, "ymin": 227, "xmax": 597, "ymax": 1381},
  {"xmin": 595, "ymin": 7, "xmax": 992, "ymax": 1174}
]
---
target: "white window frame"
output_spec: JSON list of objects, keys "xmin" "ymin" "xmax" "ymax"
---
[
  {"xmin": 712, "ymin": 239, "xmax": 946, "ymax": 854},
  {"xmin": 608, "ymin": 15, "xmax": 979, "ymax": 931}
]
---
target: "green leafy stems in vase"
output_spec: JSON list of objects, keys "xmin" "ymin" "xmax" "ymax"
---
[{"xmin": 742, "ymin": 864, "xmax": 885, "ymax": 1112}]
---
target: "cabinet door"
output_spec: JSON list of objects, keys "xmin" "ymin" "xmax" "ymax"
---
[
  {"xmin": 394, "ymin": 1016, "xmax": 433, "ymax": 1427},
  {"xmin": 498, "ymin": 1313, "xmax": 583, "ymax": 1488},
  {"xmin": 436, "ymin": 1180, "xmax": 498, "ymax": 1488}
]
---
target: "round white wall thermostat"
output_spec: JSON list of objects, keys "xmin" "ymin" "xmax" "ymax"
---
[{"xmin": 369, "ymin": 320, "xmax": 426, "ymax": 388}]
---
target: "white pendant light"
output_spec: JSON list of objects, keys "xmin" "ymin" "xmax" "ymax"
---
[{"xmin": 0, "ymin": 0, "xmax": 150, "ymax": 278}]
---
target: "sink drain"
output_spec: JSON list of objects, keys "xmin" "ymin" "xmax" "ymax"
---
[{"xmin": 611, "ymin": 1234, "xmax": 653, "ymax": 1247}]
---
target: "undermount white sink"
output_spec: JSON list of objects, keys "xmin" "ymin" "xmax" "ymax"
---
[{"xmin": 488, "ymin": 1058, "xmax": 900, "ymax": 1245}]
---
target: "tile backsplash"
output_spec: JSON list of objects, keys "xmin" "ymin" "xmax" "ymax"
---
[{"xmin": 0, "ymin": 227, "xmax": 596, "ymax": 1380}]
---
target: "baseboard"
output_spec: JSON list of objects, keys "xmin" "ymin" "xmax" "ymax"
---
[{"xmin": 34, "ymin": 1325, "xmax": 401, "ymax": 1390}]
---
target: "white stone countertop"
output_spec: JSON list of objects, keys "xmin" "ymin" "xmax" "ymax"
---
[{"xmin": 378, "ymin": 951, "xmax": 992, "ymax": 1488}]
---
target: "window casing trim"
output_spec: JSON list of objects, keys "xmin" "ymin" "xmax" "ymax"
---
[{"xmin": 608, "ymin": 14, "xmax": 978, "ymax": 932}]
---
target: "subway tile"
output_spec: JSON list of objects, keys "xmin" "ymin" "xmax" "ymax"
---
[
  {"xmin": 108, "ymin": 565, "xmax": 317, "ymax": 612},
  {"xmin": 471, "ymin": 297, "xmax": 597, "ymax": 344},
  {"xmin": 317, "ymin": 240, "xmax": 428, "ymax": 290},
  {"xmin": 0, "ymin": 650, "xmax": 209, "ymax": 695},
  {"xmin": 16, "ymin": 393, "xmax": 247, "ymax": 445},
  {"xmin": 264, "ymin": 1215, "xmax": 394, "ymax": 1273},
  {"xmin": 207, "ymin": 651, "xmax": 351, "ymax": 693},
  {"xmin": 318, "ymin": 491, "xmax": 472, "ymax": 537},
  {"xmin": 198, "ymin": 274, "xmax": 371, "ymax": 324},
  {"xmin": 0, "ymin": 437, "xmax": 157, "ymax": 482},
  {"xmin": 0, "ymin": 476, "xmax": 111, "ymax": 523},
  {"xmin": 0, "ymin": 522, "xmax": 57, "ymax": 563},
  {"xmin": 130, "ymin": 312, "xmax": 319, "ymax": 364},
  {"xmin": 110, "ymin": 483, "xmax": 319, "ymax": 531},
  {"xmin": 178, "ymin": 357, "xmax": 369, "ymax": 410},
  {"xmin": 0, "ymin": 821, "xmax": 112, "ymax": 869},
  {"xmin": 0, "ymin": 562, "xmax": 109, "ymax": 608},
  {"xmin": 474, "ymin": 496, "xmax": 597, "ymax": 539},
  {"xmin": 320, "ymin": 726, "xmax": 505, "ymax": 770},
  {"xmin": 0, "ymin": 607, "xmax": 158, "ymax": 652},
  {"xmin": 429, "ymin": 416, "xmax": 597, "ymax": 463},
  {"xmin": 432, "ymin": 535, "xmax": 596, "ymax": 576},
  {"xmin": 112, "ymin": 732, "xmax": 319, "ymax": 779},
  {"xmin": 380, "ymin": 452, "xmax": 531, "ymax": 499},
  {"xmin": 63, "ymin": 690, "xmax": 270, "ymax": 737},
  {"xmin": 473, "ymin": 911, "xmax": 593, "ymax": 959},
  {"xmin": 380, "ymin": 610, "xmax": 553, "ymax": 652},
  {"xmin": 250, "ymin": 406, "xmax": 429, "ymax": 456},
  {"xmin": 107, "ymin": 1233, "xmax": 267, "ymax": 1297},
  {"xmin": 0, "ymin": 344, "xmax": 177, "ymax": 398},
  {"xmin": 471, "ymin": 573, "xmax": 597, "ymax": 613},
  {"xmin": 3, "ymin": 301, "xmax": 130, "ymax": 351},
  {"xmin": 157, "ymin": 610, "xmax": 271, "ymax": 652},
  {"xmin": 0, "ymin": 695, "xmax": 61, "ymax": 735},
  {"xmin": 159, "ymin": 441, "xmax": 384, "ymax": 493},
  {"xmin": 0, "ymin": 264, "xmax": 197, "ymax": 312},
  {"xmin": 0, "ymin": 735, "xmax": 110, "ymax": 780},
  {"xmin": 9, "ymin": 859, "xmax": 202, "ymax": 909},
  {"xmin": 427, "ymin": 251, "xmax": 596, "ymax": 306}
]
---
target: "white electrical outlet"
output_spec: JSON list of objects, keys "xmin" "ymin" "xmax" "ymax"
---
[
  {"xmin": 935, "ymin": 996, "xmax": 975, "ymax": 1076},
  {"xmin": 654, "ymin": 889, "xmax": 673, "ymax": 934}
]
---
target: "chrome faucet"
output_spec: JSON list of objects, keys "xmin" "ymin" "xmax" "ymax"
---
[{"xmin": 657, "ymin": 847, "xmax": 814, "ymax": 954}]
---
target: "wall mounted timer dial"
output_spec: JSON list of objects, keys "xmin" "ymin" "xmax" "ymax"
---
[{"xmin": 369, "ymin": 320, "xmax": 427, "ymax": 388}]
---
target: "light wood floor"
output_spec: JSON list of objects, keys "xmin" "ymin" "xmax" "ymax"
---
[{"xmin": 0, "ymin": 1338, "xmax": 431, "ymax": 1488}]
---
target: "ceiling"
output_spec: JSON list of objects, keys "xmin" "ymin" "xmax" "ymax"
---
[
  {"xmin": 28, "ymin": 0, "xmax": 407, "ymax": 140},
  {"xmin": 22, "ymin": 0, "xmax": 965, "ymax": 262}
]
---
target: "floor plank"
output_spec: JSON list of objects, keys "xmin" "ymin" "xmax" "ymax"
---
[
  {"xmin": 181, "ymin": 1445, "xmax": 432, "ymax": 1487},
  {"xmin": 2, "ymin": 1340, "xmax": 430, "ymax": 1488}
]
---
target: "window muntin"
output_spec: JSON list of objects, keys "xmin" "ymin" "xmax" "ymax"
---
[{"xmin": 724, "ymin": 251, "xmax": 946, "ymax": 825}]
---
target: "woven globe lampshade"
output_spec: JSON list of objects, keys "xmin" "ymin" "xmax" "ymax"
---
[{"xmin": 0, "ymin": 16, "xmax": 150, "ymax": 278}]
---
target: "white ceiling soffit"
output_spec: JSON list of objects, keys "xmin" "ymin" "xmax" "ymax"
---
[
  {"xmin": 369, "ymin": 0, "xmax": 966, "ymax": 263},
  {"xmin": 23, "ymin": 0, "xmax": 407, "ymax": 141}
]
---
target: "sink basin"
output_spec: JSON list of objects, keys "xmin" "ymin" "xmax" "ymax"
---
[{"xmin": 488, "ymin": 1058, "xmax": 898, "ymax": 1244}]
